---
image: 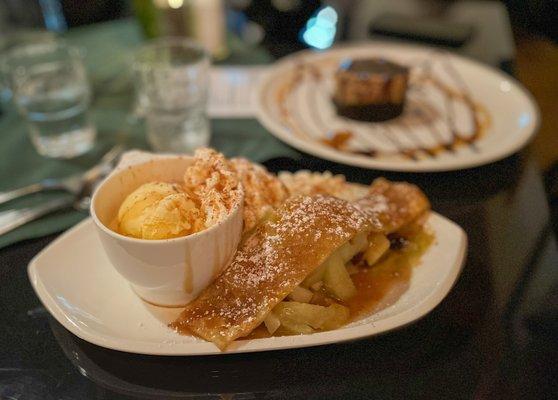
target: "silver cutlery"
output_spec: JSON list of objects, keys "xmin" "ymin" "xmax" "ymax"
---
[
  {"xmin": 0, "ymin": 145, "xmax": 122, "ymax": 206},
  {"xmin": 0, "ymin": 145, "xmax": 122, "ymax": 236}
]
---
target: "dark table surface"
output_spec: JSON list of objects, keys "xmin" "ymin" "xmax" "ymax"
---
[{"xmin": 1, "ymin": 150, "xmax": 557, "ymax": 400}]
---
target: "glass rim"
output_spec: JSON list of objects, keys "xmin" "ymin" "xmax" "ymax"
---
[
  {"xmin": 0, "ymin": 30, "xmax": 56, "ymax": 52},
  {"xmin": 2, "ymin": 41, "xmax": 85, "ymax": 69},
  {"xmin": 133, "ymin": 37, "xmax": 209, "ymax": 70}
]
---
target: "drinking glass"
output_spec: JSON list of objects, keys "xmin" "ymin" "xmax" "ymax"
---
[
  {"xmin": 0, "ymin": 30, "xmax": 56, "ymax": 104},
  {"xmin": 6, "ymin": 42, "xmax": 96, "ymax": 158},
  {"xmin": 133, "ymin": 37, "xmax": 210, "ymax": 153}
]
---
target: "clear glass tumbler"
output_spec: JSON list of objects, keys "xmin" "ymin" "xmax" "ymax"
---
[
  {"xmin": 6, "ymin": 42, "xmax": 96, "ymax": 158},
  {"xmin": 133, "ymin": 37, "xmax": 210, "ymax": 153}
]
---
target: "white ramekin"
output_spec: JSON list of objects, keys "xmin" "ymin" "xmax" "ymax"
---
[{"xmin": 90, "ymin": 154, "xmax": 244, "ymax": 307}]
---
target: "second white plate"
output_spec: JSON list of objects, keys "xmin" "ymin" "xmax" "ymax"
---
[
  {"xmin": 28, "ymin": 212, "xmax": 466, "ymax": 356},
  {"xmin": 256, "ymin": 42, "xmax": 539, "ymax": 172}
]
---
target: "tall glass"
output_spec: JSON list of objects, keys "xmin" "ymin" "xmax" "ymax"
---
[
  {"xmin": 5, "ymin": 42, "xmax": 96, "ymax": 158},
  {"xmin": 133, "ymin": 37, "xmax": 210, "ymax": 153}
]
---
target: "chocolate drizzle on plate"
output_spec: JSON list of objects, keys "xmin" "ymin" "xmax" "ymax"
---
[{"xmin": 272, "ymin": 53, "xmax": 491, "ymax": 161}]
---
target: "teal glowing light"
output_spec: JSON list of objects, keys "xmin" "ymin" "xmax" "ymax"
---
[
  {"xmin": 301, "ymin": 6, "xmax": 338, "ymax": 50},
  {"xmin": 518, "ymin": 112, "xmax": 531, "ymax": 128}
]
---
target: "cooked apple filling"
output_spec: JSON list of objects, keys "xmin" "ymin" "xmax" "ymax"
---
[{"xmin": 262, "ymin": 230, "xmax": 396, "ymax": 335}]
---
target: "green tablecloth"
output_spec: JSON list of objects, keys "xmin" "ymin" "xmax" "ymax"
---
[{"xmin": 0, "ymin": 19, "xmax": 297, "ymax": 249}]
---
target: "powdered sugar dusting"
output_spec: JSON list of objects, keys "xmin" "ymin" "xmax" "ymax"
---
[
  {"xmin": 172, "ymin": 194, "xmax": 370, "ymax": 348},
  {"xmin": 355, "ymin": 178, "xmax": 430, "ymax": 234}
]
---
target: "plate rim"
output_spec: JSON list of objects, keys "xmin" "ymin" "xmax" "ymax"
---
[
  {"xmin": 28, "ymin": 213, "xmax": 467, "ymax": 356},
  {"xmin": 255, "ymin": 41, "xmax": 540, "ymax": 172}
]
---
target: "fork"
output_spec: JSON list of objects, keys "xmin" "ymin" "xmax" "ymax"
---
[
  {"xmin": 0, "ymin": 146, "xmax": 122, "ymax": 236},
  {"xmin": 0, "ymin": 167, "xmax": 108, "ymax": 237},
  {"xmin": 0, "ymin": 145, "xmax": 122, "ymax": 206}
]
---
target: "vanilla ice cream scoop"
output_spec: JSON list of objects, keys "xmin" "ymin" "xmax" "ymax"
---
[{"xmin": 117, "ymin": 182, "xmax": 203, "ymax": 239}]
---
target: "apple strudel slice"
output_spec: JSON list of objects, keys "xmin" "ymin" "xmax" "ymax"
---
[
  {"xmin": 171, "ymin": 195, "xmax": 372, "ymax": 349},
  {"xmin": 172, "ymin": 179, "xmax": 431, "ymax": 350}
]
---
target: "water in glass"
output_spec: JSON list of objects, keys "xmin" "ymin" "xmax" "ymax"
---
[
  {"xmin": 134, "ymin": 38, "xmax": 210, "ymax": 154},
  {"xmin": 8, "ymin": 43, "xmax": 96, "ymax": 158}
]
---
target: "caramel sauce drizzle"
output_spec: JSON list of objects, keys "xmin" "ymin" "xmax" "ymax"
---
[
  {"xmin": 347, "ymin": 228, "xmax": 433, "ymax": 320},
  {"xmin": 322, "ymin": 130, "xmax": 352, "ymax": 149},
  {"xmin": 246, "ymin": 226, "xmax": 434, "ymax": 339},
  {"xmin": 274, "ymin": 56, "xmax": 491, "ymax": 161}
]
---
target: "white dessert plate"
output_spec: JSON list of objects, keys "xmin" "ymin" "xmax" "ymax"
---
[
  {"xmin": 28, "ymin": 211, "xmax": 466, "ymax": 356},
  {"xmin": 256, "ymin": 42, "xmax": 539, "ymax": 172}
]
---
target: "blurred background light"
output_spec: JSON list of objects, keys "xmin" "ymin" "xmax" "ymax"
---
[
  {"xmin": 301, "ymin": 6, "xmax": 338, "ymax": 50},
  {"xmin": 38, "ymin": 0, "xmax": 67, "ymax": 32},
  {"xmin": 167, "ymin": 0, "xmax": 184, "ymax": 10},
  {"xmin": 519, "ymin": 112, "xmax": 531, "ymax": 128}
]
